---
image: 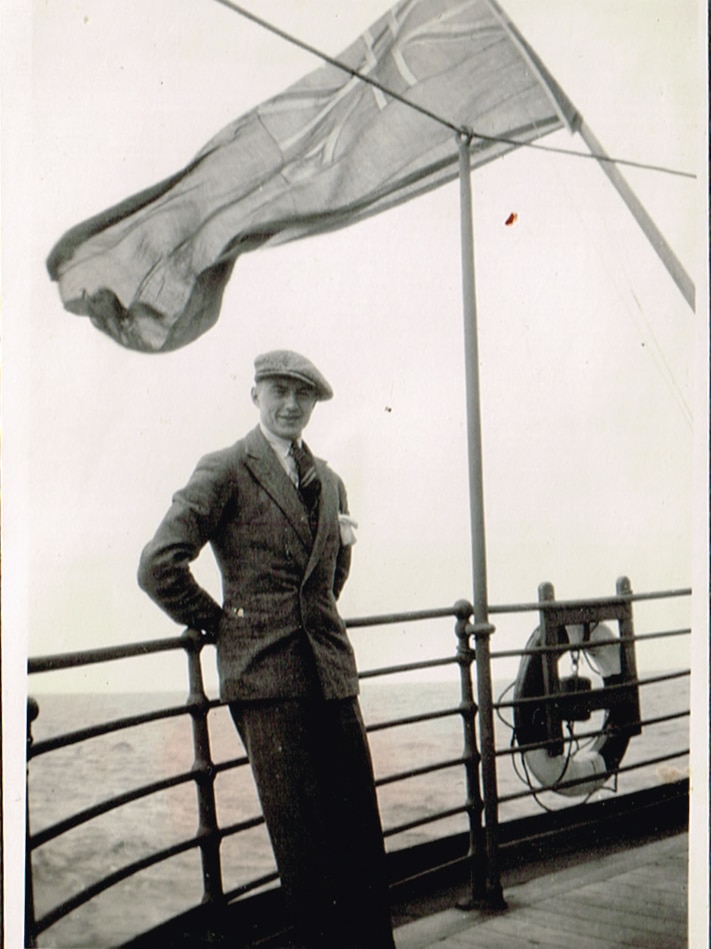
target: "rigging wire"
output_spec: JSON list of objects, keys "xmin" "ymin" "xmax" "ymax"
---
[
  {"xmin": 527, "ymin": 136, "xmax": 694, "ymax": 427},
  {"xmin": 594, "ymin": 209, "xmax": 693, "ymax": 427},
  {"xmin": 211, "ymin": 0, "xmax": 461, "ymax": 135},
  {"xmin": 624, "ymin": 288, "xmax": 693, "ymax": 429},
  {"xmin": 211, "ymin": 0, "xmax": 696, "ymax": 181}
]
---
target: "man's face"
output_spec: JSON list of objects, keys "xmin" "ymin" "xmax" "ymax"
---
[{"xmin": 252, "ymin": 377, "xmax": 317, "ymax": 441}]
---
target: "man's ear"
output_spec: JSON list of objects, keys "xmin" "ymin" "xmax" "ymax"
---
[{"xmin": 250, "ymin": 385, "xmax": 259, "ymax": 406}]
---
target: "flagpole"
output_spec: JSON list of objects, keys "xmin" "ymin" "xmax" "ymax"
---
[
  {"xmin": 457, "ymin": 131, "xmax": 489, "ymax": 627},
  {"xmin": 457, "ymin": 130, "xmax": 505, "ymax": 910}
]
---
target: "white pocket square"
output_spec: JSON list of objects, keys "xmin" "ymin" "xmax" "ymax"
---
[{"xmin": 338, "ymin": 514, "xmax": 358, "ymax": 546}]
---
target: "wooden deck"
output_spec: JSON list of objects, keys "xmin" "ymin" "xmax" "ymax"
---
[{"xmin": 395, "ymin": 832, "xmax": 688, "ymax": 949}]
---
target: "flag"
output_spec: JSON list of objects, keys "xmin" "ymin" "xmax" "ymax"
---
[{"xmin": 47, "ymin": 0, "xmax": 578, "ymax": 352}]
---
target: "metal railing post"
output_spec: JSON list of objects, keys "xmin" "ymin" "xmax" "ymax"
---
[
  {"xmin": 537, "ymin": 581, "xmax": 564, "ymax": 756},
  {"xmin": 470, "ymin": 619, "xmax": 506, "ymax": 909},
  {"xmin": 617, "ymin": 576, "xmax": 641, "ymax": 692},
  {"xmin": 183, "ymin": 629, "xmax": 224, "ymax": 904},
  {"xmin": 453, "ymin": 599, "xmax": 487, "ymax": 907},
  {"xmin": 25, "ymin": 697, "xmax": 39, "ymax": 948}
]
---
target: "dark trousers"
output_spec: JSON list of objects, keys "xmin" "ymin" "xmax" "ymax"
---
[{"xmin": 230, "ymin": 695, "xmax": 395, "ymax": 949}]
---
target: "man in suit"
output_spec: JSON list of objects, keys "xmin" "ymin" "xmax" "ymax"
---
[{"xmin": 138, "ymin": 350, "xmax": 395, "ymax": 949}]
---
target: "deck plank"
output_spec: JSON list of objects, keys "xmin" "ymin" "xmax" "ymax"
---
[
  {"xmin": 499, "ymin": 904, "xmax": 651, "ymax": 947},
  {"xmin": 620, "ymin": 868, "xmax": 687, "ymax": 889},
  {"xmin": 553, "ymin": 902, "xmax": 681, "ymax": 946},
  {"xmin": 498, "ymin": 833, "xmax": 685, "ymax": 903},
  {"xmin": 450, "ymin": 910, "xmax": 623, "ymax": 949},
  {"xmin": 573, "ymin": 879, "xmax": 687, "ymax": 912},
  {"xmin": 395, "ymin": 833, "xmax": 688, "ymax": 949},
  {"xmin": 560, "ymin": 894, "xmax": 684, "ymax": 938}
]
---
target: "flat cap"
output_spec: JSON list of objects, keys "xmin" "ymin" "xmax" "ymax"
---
[{"xmin": 254, "ymin": 350, "xmax": 333, "ymax": 401}]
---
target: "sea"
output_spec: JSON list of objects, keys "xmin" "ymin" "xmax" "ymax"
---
[{"xmin": 27, "ymin": 675, "xmax": 689, "ymax": 948}]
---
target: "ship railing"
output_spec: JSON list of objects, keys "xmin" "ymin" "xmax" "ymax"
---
[
  {"xmin": 25, "ymin": 578, "xmax": 691, "ymax": 946},
  {"xmin": 488, "ymin": 578, "xmax": 690, "ymax": 810}
]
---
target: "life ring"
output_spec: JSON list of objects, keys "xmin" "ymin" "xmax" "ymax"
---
[{"xmin": 512, "ymin": 622, "xmax": 638, "ymax": 797}]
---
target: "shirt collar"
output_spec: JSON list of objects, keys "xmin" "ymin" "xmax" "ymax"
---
[{"xmin": 260, "ymin": 423, "xmax": 301, "ymax": 459}]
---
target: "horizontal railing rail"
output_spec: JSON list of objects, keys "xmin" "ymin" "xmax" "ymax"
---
[
  {"xmin": 345, "ymin": 605, "xmax": 464, "ymax": 627},
  {"xmin": 30, "ymin": 770, "xmax": 198, "ymax": 849},
  {"xmin": 368, "ymin": 703, "xmax": 463, "ymax": 732},
  {"xmin": 27, "ymin": 636, "xmax": 189, "ymax": 674},
  {"xmin": 496, "ymin": 708, "xmax": 690, "ymax": 760},
  {"xmin": 223, "ymin": 869, "xmax": 280, "ymax": 903},
  {"xmin": 28, "ymin": 701, "xmax": 206, "ymax": 757},
  {"xmin": 377, "ymin": 756, "xmax": 468, "ymax": 786},
  {"xmin": 26, "ymin": 601, "xmax": 493, "ymax": 943},
  {"xmin": 490, "ymin": 626, "xmax": 690, "ymax": 661},
  {"xmin": 488, "ymin": 579, "xmax": 690, "ymax": 805},
  {"xmin": 486, "ymin": 587, "xmax": 691, "ymax": 615},
  {"xmin": 495, "ymin": 668, "xmax": 690, "ymax": 712},
  {"xmin": 25, "ymin": 580, "xmax": 691, "ymax": 947},
  {"xmin": 35, "ymin": 833, "xmax": 206, "ymax": 934},
  {"xmin": 384, "ymin": 805, "xmax": 469, "ymax": 839},
  {"xmin": 359, "ymin": 655, "xmax": 458, "ymax": 678},
  {"xmin": 497, "ymin": 750, "xmax": 692, "ymax": 803}
]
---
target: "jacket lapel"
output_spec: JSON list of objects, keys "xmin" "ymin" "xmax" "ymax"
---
[{"xmin": 243, "ymin": 427, "xmax": 313, "ymax": 554}]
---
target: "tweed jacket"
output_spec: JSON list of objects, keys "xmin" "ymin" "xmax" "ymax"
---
[{"xmin": 138, "ymin": 426, "xmax": 358, "ymax": 702}]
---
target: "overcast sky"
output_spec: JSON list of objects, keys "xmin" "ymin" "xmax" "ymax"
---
[
  {"xmin": 7, "ymin": 0, "xmax": 703, "ymax": 686},
  {"xmin": 2, "ymin": 0, "xmax": 708, "ymax": 941},
  {"xmin": 2, "ymin": 0, "xmax": 707, "ymax": 706}
]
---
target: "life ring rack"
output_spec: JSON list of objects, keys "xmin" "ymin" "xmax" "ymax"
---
[{"xmin": 512, "ymin": 620, "xmax": 641, "ymax": 798}]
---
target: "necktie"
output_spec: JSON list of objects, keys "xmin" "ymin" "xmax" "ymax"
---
[{"xmin": 290, "ymin": 441, "xmax": 321, "ymax": 532}]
